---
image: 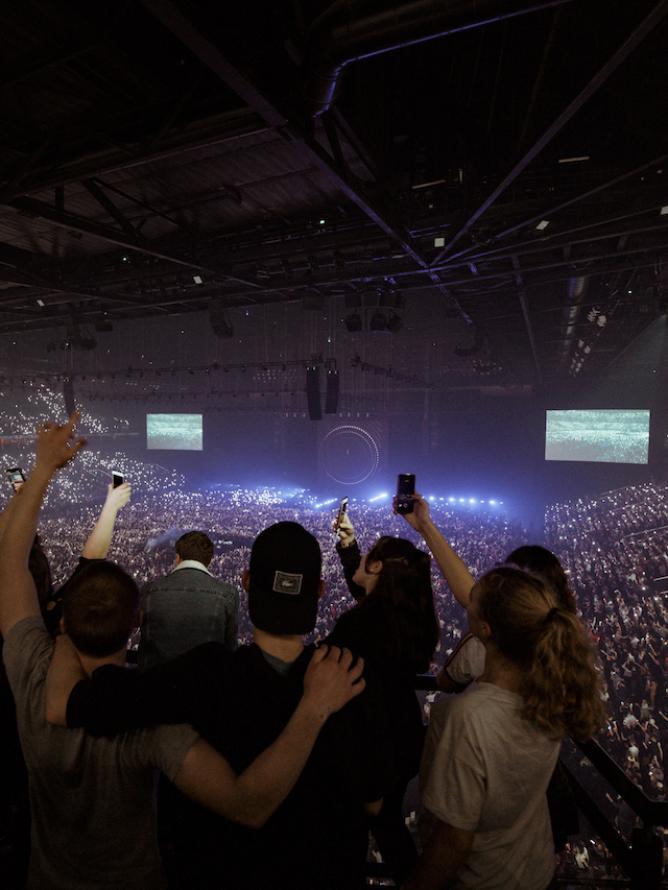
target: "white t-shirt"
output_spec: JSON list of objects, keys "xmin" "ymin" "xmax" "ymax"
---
[
  {"xmin": 444, "ymin": 635, "xmax": 486, "ymax": 687},
  {"xmin": 421, "ymin": 683, "xmax": 559, "ymax": 890}
]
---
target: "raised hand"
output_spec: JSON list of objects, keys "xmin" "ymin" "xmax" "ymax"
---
[
  {"xmin": 333, "ymin": 511, "xmax": 356, "ymax": 548},
  {"xmin": 303, "ymin": 645, "xmax": 365, "ymax": 718},
  {"xmin": 35, "ymin": 413, "xmax": 87, "ymax": 473},
  {"xmin": 393, "ymin": 491, "xmax": 431, "ymax": 532},
  {"xmin": 104, "ymin": 481, "xmax": 132, "ymax": 512}
]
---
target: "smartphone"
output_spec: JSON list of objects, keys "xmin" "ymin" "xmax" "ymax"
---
[
  {"xmin": 396, "ymin": 473, "xmax": 416, "ymax": 514},
  {"xmin": 112, "ymin": 471, "xmax": 124, "ymax": 489},
  {"xmin": 6, "ymin": 467, "xmax": 26, "ymax": 487},
  {"xmin": 334, "ymin": 497, "xmax": 349, "ymax": 531}
]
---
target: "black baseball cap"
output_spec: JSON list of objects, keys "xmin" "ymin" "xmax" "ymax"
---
[{"xmin": 248, "ymin": 522, "xmax": 322, "ymax": 635}]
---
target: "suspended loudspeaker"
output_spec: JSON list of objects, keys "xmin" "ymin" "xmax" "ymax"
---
[
  {"xmin": 325, "ymin": 369, "xmax": 339, "ymax": 414},
  {"xmin": 305, "ymin": 366, "xmax": 322, "ymax": 421},
  {"xmin": 63, "ymin": 378, "xmax": 76, "ymax": 416}
]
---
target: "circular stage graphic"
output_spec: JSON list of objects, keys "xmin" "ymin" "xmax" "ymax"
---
[{"xmin": 321, "ymin": 425, "xmax": 380, "ymax": 485}]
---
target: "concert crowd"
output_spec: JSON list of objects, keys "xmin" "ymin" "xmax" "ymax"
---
[
  {"xmin": 1, "ymin": 393, "xmax": 667, "ymax": 886},
  {"xmin": 25, "ymin": 481, "xmax": 668, "ymax": 882}
]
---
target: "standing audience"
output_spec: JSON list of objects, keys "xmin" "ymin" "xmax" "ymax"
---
[
  {"xmin": 46, "ymin": 517, "xmax": 392, "ymax": 890},
  {"xmin": 409, "ymin": 567, "xmax": 606, "ymax": 890},
  {"xmin": 1, "ymin": 416, "xmax": 368, "ymax": 890},
  {"xmin": 329, "ymin": 510, "xmax": 439, "ymax": 884},
  {"xmin": 139, "ymin": 530, "xmax": 238, "ymax": 671}
]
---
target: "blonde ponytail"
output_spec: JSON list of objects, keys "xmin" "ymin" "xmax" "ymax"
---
[
  {"xmin": 522, "ymin": 607, "xmax": 606, "ymax": 740},
  {"xmin": 476, "ymin": 567, "xmax": 606, "ymax": 740}
]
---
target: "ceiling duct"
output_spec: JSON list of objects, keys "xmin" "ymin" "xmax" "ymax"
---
[{"xmin": 305, "ymin": 0, "xmax": 577, "ymax": 117}]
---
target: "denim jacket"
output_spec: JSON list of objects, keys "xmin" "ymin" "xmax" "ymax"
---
[{"xmin": 139, "ymin": 563, "xmax": 238, "ymax": 671}]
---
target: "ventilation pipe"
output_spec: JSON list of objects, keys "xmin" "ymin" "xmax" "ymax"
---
[{"xmin": 305, "ymin": 0, "xmax": 577, "ymax": 117}]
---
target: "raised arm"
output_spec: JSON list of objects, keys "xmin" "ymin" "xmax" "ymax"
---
[
  {"xmin": 334, "ymin": 512, "xmax": 365, "ymax": 601},
  {"xmin": 82, "ymin": 482, "xmax": 131, "ymax": 559},
  {"xmin": 394, "ymin": 493, "xmax": 475, "ymax": 608},
  {"xmin": 174, "ymin": 645, "xmax": 365, "ymax": 827},
  {"xmin": 0, "ymin": 487, "xmax": 22, "ymax": 545},
  {"xmin": 0, "ymin": 416, "xmax": 86, "ymax": 636}
]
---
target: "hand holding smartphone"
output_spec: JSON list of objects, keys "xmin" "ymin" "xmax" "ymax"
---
[
  {"xmin": 6, "ymin": 467, "xmax": 26, "ymax": 492},
  {"xmin": 396, "ymin": 473, "xmax": 416, "ymax": 514},
  {"xmin": 112, "ymin": 471, "xmax": 124, "ymax": 489},
  {"xmin": 333, "ymin": 497, "xmax": 349, "ymax": 532}
]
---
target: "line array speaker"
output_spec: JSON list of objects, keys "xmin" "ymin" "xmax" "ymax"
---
[
  {"xmin": 325, "ymin": 369, "xmax": 339, "ymax": 414},
  {"xmin": 305, "ymin": 366, "xmax": 322, "ymax": 421}
]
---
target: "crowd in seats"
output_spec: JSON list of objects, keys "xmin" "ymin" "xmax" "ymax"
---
[{"xmin": 546, "ymin": 484, "xmax": 668, "ymax": 803}]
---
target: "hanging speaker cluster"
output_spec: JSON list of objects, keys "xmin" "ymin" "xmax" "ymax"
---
[
  {"xmin": 305, "ymin": 365, "xmax": 322, "ymax": 421},
  {"xmin": 325, "ymin": 368, "xmax": 339, "ymax": 414},
  {"xmin": 63, "ymin": 378, "xmax": 76, "ymax": 415},
  {"xmin": 305, "ymin": 363, "xmax": 339, "ymax": 420}
]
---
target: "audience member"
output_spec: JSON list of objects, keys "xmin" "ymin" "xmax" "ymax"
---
[
  {"xmin": 47, "ymin": 518, "xmax": 393, "ymax": 890},
  {"xmin": 409, "ymin": 567, "xmax": 606, "ymax": 890},
  {"xmin": 139, "ymin": 530, "xmax": 238, "ymax": 671},
  {"xmin": 328, "ymin": 509, "xmax": 439, "ymax": 883}
]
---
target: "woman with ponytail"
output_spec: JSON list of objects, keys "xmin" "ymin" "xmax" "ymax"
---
[
  {"xmin": 329, "ymin": 519, "xmax": 440, "ymax": 884},
  {"xmin": 408, "ymin": 567, "xmax": 606, "ymax": 890}
]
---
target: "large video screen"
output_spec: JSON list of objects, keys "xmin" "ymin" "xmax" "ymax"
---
[
  {"xmin": 545, "ymin": 409, "xmax": 650, "ymax": 464},
  {"xmin": 147, "ymin": 413, "xmax": 203, "ymax": 451}
]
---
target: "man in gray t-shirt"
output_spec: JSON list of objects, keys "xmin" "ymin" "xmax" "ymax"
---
[{"xmin": 4, "ymin": 616, "xmax": 197, "ymax": 890}]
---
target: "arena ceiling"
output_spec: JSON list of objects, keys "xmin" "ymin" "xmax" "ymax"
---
[{"xmin": 0, "ymin": 0, "xmax": 668, "ymax": 386}]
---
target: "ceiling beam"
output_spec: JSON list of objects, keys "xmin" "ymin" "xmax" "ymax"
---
[
  {"xmin": 0, "ymin": 253, "xmax": 665, "ymax": 336},
  {"xmin": 512, "ymin": 255, "xmax": 542, "ymax": 381},
  {"xmin": 0, "ymin": 111, "xmax": 266, "ymax": 201},
  {"xmin": 432, "ymin": 0, "xmax": 668, "ymax": 263},
  {"xmin": 81, "ymin": 179, "xmax": 138, "ymax": 237},
  {"xmin": 1, "ymin": 196, "xmax": 269, "ymax": 293},
  {"xmin": 446, "ymin": 152, "xmax": 668, "ymax": 264},
  {"xmin": 139, "ymin": 0, "xmax": 431, "ymax": 272},
  {"xmin": 4, "ymin": 225, "xmax": 668, "ymax": 323}
]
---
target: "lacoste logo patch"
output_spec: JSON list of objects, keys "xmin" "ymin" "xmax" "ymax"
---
[{"xmin": 272, "ymin": 570, "xmax": 303, "ymax": 595}]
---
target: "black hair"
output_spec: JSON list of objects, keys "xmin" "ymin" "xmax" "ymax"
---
[
  {"xmin": 505, "ymin": 545, "xmax": 577, "ymax": 613},
  {"xmin": 357, "ymin": 536, "xmax": 439, "ymax": 672}
]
